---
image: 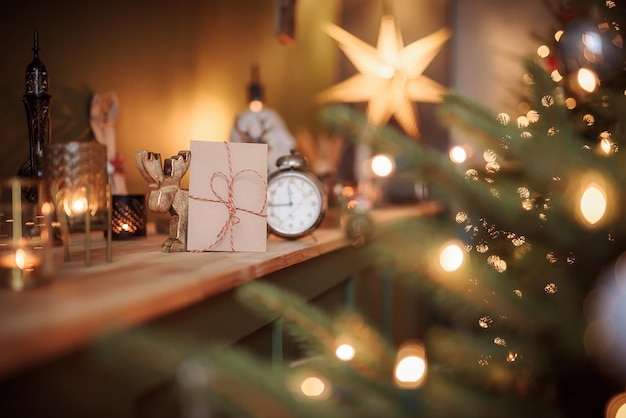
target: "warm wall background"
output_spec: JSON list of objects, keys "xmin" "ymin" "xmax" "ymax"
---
[
  {"xmin": 0, "ymin": 0, "xmax": 554, "ymax": 196},
  {"xmin": 0, "ymin": 0, "xmax": 340, "ymax": 194}
]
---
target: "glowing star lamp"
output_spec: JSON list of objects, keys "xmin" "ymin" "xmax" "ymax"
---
[{"xmin": 316, "ymin": 14, "xmax": 451, "ymax": 138}]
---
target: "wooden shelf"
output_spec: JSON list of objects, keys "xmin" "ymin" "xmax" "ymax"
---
[{"xmin": 0, "ymin": 203, "xmax": 440, "ymax": 380}]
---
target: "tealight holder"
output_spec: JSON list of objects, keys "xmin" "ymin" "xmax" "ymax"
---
[
  {"xmin": 111, "ymin": 194, "xmax": 147, "ymax": 240},
  {"xmin": 0, "ymin": 178, "xmax": 55, "ymax": 291},
  {"xmin": 44, "ymin": 141, "xmax": 112, "ymax": 265}
]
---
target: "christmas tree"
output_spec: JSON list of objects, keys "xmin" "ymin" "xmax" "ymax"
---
[{"xmin": 126, "ymin": 1, "xmax": 626, "ymax": 417}]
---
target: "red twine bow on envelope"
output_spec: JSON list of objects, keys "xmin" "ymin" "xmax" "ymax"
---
[{"xmin": 189, "ymin": 141, "xmax": 267, "ymax": 252}]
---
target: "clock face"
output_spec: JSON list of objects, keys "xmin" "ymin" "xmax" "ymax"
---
[{"xmin": 267, "ymin": 171, "xmax": 325, "ymax": 238}]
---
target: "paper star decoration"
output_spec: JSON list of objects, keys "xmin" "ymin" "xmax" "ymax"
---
[{"xmin": 317, "ymin": 15, "xmax": 451, "ymax": 138}]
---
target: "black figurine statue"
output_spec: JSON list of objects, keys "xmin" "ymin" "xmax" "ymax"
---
[{"xmin": 18, "ymin": 30, "xmax": 51, "ymax": 202}]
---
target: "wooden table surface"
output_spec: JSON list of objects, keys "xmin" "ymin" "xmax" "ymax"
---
[{"xmin": 0, "ymin": 203, "xmax": 440, "ymax": 380}]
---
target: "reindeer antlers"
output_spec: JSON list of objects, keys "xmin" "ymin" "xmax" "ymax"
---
[
  {"xmin": 163, "ymin": 150, "xmax": 191, "ymax": 179},
  {"xmin": 135, "ymin": 150, "xmax": 191, "ymax": 187},
  {"xmin": 135, "ymin": 150, "xmax": 164, "ymax": 187}
]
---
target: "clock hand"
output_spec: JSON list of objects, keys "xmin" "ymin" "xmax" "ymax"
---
[
  {"xmin": 268, "ymin": 202, "xmax": 293, "ymax": 207},
  {"xmin": 287, "ymin": 184, "xmax": 293, "ymax": 205}
]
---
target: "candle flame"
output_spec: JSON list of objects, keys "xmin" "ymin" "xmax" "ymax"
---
[{"xmin": 14, "ymin": 248, "xmax": 26, "ymax": 270}]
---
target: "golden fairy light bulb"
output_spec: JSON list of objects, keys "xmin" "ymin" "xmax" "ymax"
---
[
  {"xmin": 580, "ymin": 184, "xmax": 607, "ymax": 226},
  {"xmin": 600, "ymin": 137, "xmax": 613, "ymax": 154},
  {"xmin": 449, "ymin": 145, "xmax": 467, "ymax": 164},
  {"xmin": 555, "ymin": 30, "xmax": 564, "ymax": 42},
  {"xmin": 551, "ymin": 69, "xmax": 563, "ymax": 82},
  {"xmin": 248, "ymin": 99, "xmax": 263, "ymax": 112},
  {"xmin": 394, "ymin": 340, "xmax": 427, "ymax": 389},
  {"xmin": 439, "ymin": 242, "xmax": 464, "ymax": 272},
  {"xmin": 537, "ymin": 44, "xmax": 550, "ymax": 58},
  {"xmin": 371, "ymin": 154, "xmax": 394, "ymax": 177},
  {"xmin": 599, "ymin": 131, "xmax": 613, "ymax": 155},
  {"xmin": 577, "ymin": 68, "xmax": 599, "ymax": 93},
  {"xmin": 517, "ymin": 115, "xmax": 529, "ymax": 128},
  {"xmin": 565, "ymin": 97, "xmax": 577, "ymax": 109},
  {"xmin": 300, "ymin": 376, "xmax": 327, "ymax": 398},
  {"xmin": 335, "ymin": 343, "xmax": 356, "ymax": 361}
]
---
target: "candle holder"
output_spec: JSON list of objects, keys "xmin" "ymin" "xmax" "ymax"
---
[
  {"xmin": 111, "ymin": 194, "xmax": 147, "ymax": 240},
  {"xmin": 44, "ymin": 141, "xmax": 112, "ymax": 265},
  {"xmin": 0, "ymin": 178, "xmax": 55, "ymax": 291}
]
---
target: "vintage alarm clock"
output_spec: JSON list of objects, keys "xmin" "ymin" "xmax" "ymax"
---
[{"xmin": 266, "ymin": 151, "xmax": 327, "ymax": 239}]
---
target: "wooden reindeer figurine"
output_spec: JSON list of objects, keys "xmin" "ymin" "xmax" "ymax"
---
[{"xmin": 135, "ymin": 150, "xmax": 191, "ymax": 252}]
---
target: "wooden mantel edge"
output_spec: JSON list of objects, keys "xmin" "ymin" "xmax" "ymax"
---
[{"xmin": 0, "ymin": 202, "xmax": 442, "ymax": 380}]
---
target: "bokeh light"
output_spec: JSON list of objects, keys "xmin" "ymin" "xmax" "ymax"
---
[
  {"xmin": 580, "ymin": 184, "xmax": 607, "ymax": 226},
  {"xmin": 551, "ymin": 69, "xmax": 563, "ymax": 82},
  {"xmin": 63, "ymin": 192, "xmax": 88, "ymax": 217},
  {"xmin": 335, "ymin": 343, "xmax": 356, "ymax": 361},
  {"xmin": 449, "ymin": 145, "xmax": 467, "ymax": 163},
  {"xmin": 565, "ymin": 97, "xmax": 577, "ymax": 109},
  {"xmin": 577, "ymin": 68, "xmax": 599, "ymax": 92},
  {"xmin": 600, "ymin": 135, "xmax": 613, "ymax": 154},
  {"xmin": 394, "ymin": 341, "xmax": 427, "ymax": 389},
  {"xmin": 248, "ymin": 99, "xmax": 263, "ymax": 112},
  {"xmin": 14, "ymin": 249, "xmax": 26, "ymax": 270},
  {"xmin": 371, "ymin": 154, "xmax": 395, "ymax": 177},
  {"xmin": 300, "ymin": 376, "xmax": 327, "ymax": 398},
  {"xmin": 440, "ymin": 243, "xmax": 464, "ymax": 272},
  {"xmin": 517, "ymin": 116, "xmax": 529, "ymax": 128},
  {"xmin": 554, "ymin": 30, "xmax": 564, "ymax": 42},
  {"xmin": 537, "ymin": 44, "xmax": 550, "ymax": 58}
]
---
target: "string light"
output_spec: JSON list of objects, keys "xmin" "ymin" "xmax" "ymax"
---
[
  {"xmin": 537, "ymin": 44, "xmax": 550, "ymax": 58},
  {"xmin": 394, "ymin": 340, "xmax": 427, "ymax": 389},
  {"xmin": 335, "ymin": 342, "xmax": 356, "ymax": 361},
  {"xmin": 300, "ymin": 376, "xmax": 327, "ymax": 398},
  {"xmin": 554, "ymin": 30, "xmax": 564, "ymax": 42},
  {"xmin": 577, "ymin": 68, "xmax": 599, "ymax": 92},
  {"xmin": 580, "ymin": 183, "xmax": 607, "ymax": 226},
  {"xmin": 439, "ymin": 242, "xmax": 464, "ymax": 272},
  {"xmin": 600, "ymin": 136, "xmax": 613, "ymax": 155},
  {"xmin": 370, "ymin": 154, "xmax": 395, "ymax": 177},
  {"xmin": 551, "ymin": 70, "xmax": 563, "ymax": 82},
  {"xmin": 449, "ymin": 145, "xmax": 467, "ymax": 163}
]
